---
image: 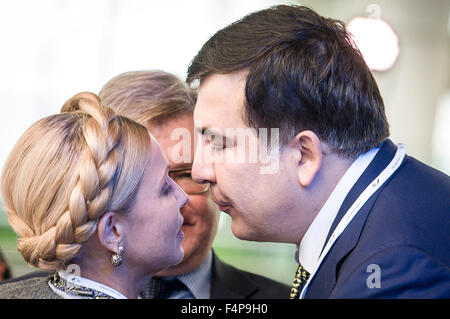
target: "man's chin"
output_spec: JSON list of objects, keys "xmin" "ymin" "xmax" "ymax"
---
[{"xmin": 230, "ymin": 220, "xmax": 261, "ymax": 242}]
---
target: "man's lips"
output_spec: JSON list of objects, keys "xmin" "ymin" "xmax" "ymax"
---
[
  {"xmin": 215, "ymin": 198, "xmax": 232, "ymax": 212},
  {"xmin": 210, "ymin": 188, "xmax": 233, "ymax": 212},
  {"xmin": 211, "ymin": 192, "xmax": 227, "ymax": 206},
  {"xmin": 218, "ymin": 204, "xmax": 232, "ymax": 212},
  {"xmin": 212, "ymin": 197, "xmax": 231, "ymax": 211}
]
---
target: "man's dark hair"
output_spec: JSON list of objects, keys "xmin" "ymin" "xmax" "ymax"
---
[{"xmin": 187, "ymin": 5, "xmax": 389, "ymax": 158}]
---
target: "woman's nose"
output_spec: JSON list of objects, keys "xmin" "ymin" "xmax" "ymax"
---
[{"xmin": 172, "ymin": 179, "xmax": 189, "ymax": 208}]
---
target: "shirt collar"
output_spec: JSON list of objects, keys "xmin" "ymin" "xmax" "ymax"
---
[
  {"xmin": 296, "ymin": 146, "xmax": 380, "ymax": 273},
  {"xmin": 176, "ymin": 251, "xmax": 212, "ymax": 299},
  {"xmin": 49, "ymin": 269, "xmax": 127, "ymax": 299}
]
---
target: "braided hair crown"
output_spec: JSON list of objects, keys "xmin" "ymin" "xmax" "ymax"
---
[{"xmin": 1, "ymin": 92, "xmax": 149, "ymax": 271}]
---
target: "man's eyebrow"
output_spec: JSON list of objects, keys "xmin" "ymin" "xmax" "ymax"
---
[
  {"xmin": 196, "ymin": 126, "xmax": 213, "ymax": 135},
  {"xmin": 196, "ymin": 126, "xmax": 237, "ymax": 146},
  {"xmin": 196, "ymin": 126, "xmax": 223, "ymax": 138}
]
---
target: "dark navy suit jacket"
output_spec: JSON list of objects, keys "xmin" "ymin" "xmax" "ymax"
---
[
  {"xmin": 305, "ymin": 140, "xmax": 450, "ymax": 298},
  {"xmin": 210, "ymin": 252, "xmax": 289, "ymax": 298}
]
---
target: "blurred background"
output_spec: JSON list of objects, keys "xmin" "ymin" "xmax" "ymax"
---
[{"xmin": 0, "ymin": 0, "xmax": 449, "ymax": 285}]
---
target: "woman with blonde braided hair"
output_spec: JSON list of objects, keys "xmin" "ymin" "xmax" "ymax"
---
[{"xmin": 0, "ymin": 92, "xmax": 188, "ymax": 299}]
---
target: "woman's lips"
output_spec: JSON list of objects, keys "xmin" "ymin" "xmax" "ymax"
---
[
  {"xmin": 177, "ymin": 215, "xmax": 184, "ymax": 240},
  {"xmin": 178, "ymin": 216, "xmax": 184, "ymax": 231}
]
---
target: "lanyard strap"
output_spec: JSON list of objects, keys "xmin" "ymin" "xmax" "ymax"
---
[{"xmin": 300, "ymin": 143, "xmax": 407, "ymax": 298}]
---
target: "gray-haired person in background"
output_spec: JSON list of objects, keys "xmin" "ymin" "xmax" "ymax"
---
[{"xmin": 99, "ymin": 70, "xmax": 289, "ymax": 299}]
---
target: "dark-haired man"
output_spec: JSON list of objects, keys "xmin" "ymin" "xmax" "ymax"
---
[{"xmin": 188, "ymin": 5, "xmax": 450, "ymax": 298}]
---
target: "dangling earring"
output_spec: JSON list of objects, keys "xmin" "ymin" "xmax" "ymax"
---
[{"xmin": 111, "ymin": 245, "xmax": 124, "ymax": 267}]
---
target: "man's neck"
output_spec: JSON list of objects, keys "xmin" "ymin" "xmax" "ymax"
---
[
  {"xmin": 298, "ymin": 146, "xmax": 380, "ymax": 273},
  {"xmin": 314, "ymin": 152, "xmax": 354, "ymax": 215},
  {"xmin": 293, "ymin": 152, "xmax": 354, "ymax": 244}
]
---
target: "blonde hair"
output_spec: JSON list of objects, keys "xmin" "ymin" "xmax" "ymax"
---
[
  {"xmin": 99, "ymin": 70, "xmax": 196, "ymax": 126},
  {"xmin": 0, "ymin": 92, "xmax": 151, "ymax": 271}
]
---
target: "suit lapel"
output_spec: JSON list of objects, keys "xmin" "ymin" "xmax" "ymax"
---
[
  {"xmin": 210, "ymin": 251, "xmax": 259, "ymax": 299},
  {"xmin": 306, "ymin": 139, "xmax": 401, "ymax": 298}
]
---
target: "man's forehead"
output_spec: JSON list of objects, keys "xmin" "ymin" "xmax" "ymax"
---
[{"xmin": 194, "ymin": 72, "xmax": 248, "ymax": 129}]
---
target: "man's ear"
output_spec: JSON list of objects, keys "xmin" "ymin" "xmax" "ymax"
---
[
  {"xmin": 97, "ymin": 212, "xmax": 124, "ymax": 254},
  {"xmin": 295, "ymin": 130, "xmax": 323, "ymax": 187}
]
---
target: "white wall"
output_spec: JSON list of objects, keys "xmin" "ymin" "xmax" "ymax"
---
[{"xmin": 1, "ymin": 0, "xmax": 448, "ymax": 180}]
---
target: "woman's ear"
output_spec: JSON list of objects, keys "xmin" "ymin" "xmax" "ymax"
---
[
  {"xmin": 97, "ymin": 212, "xmax": 123, "ymax": 254},
  {"xmin": 295, "ymin": 130, "xmax": 323, "ymax": 187}
]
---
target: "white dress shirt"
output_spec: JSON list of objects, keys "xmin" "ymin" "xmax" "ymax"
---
[{"xmin": 296, "ymin": 146, "xmax": 380, "ymax": 273}]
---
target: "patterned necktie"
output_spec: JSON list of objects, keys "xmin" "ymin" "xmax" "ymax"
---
[
  {"xmin": 140, "ymin": 277, "xmax": 187, "ymax": 299},
  {"xmin": 290, "ymin": 264, "xmax": 310, "ymax": 299}
]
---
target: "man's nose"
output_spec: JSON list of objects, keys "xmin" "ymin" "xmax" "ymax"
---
[{"xmin": 192, "ymin": 145, "xmax": 216, "ymax": 185}]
